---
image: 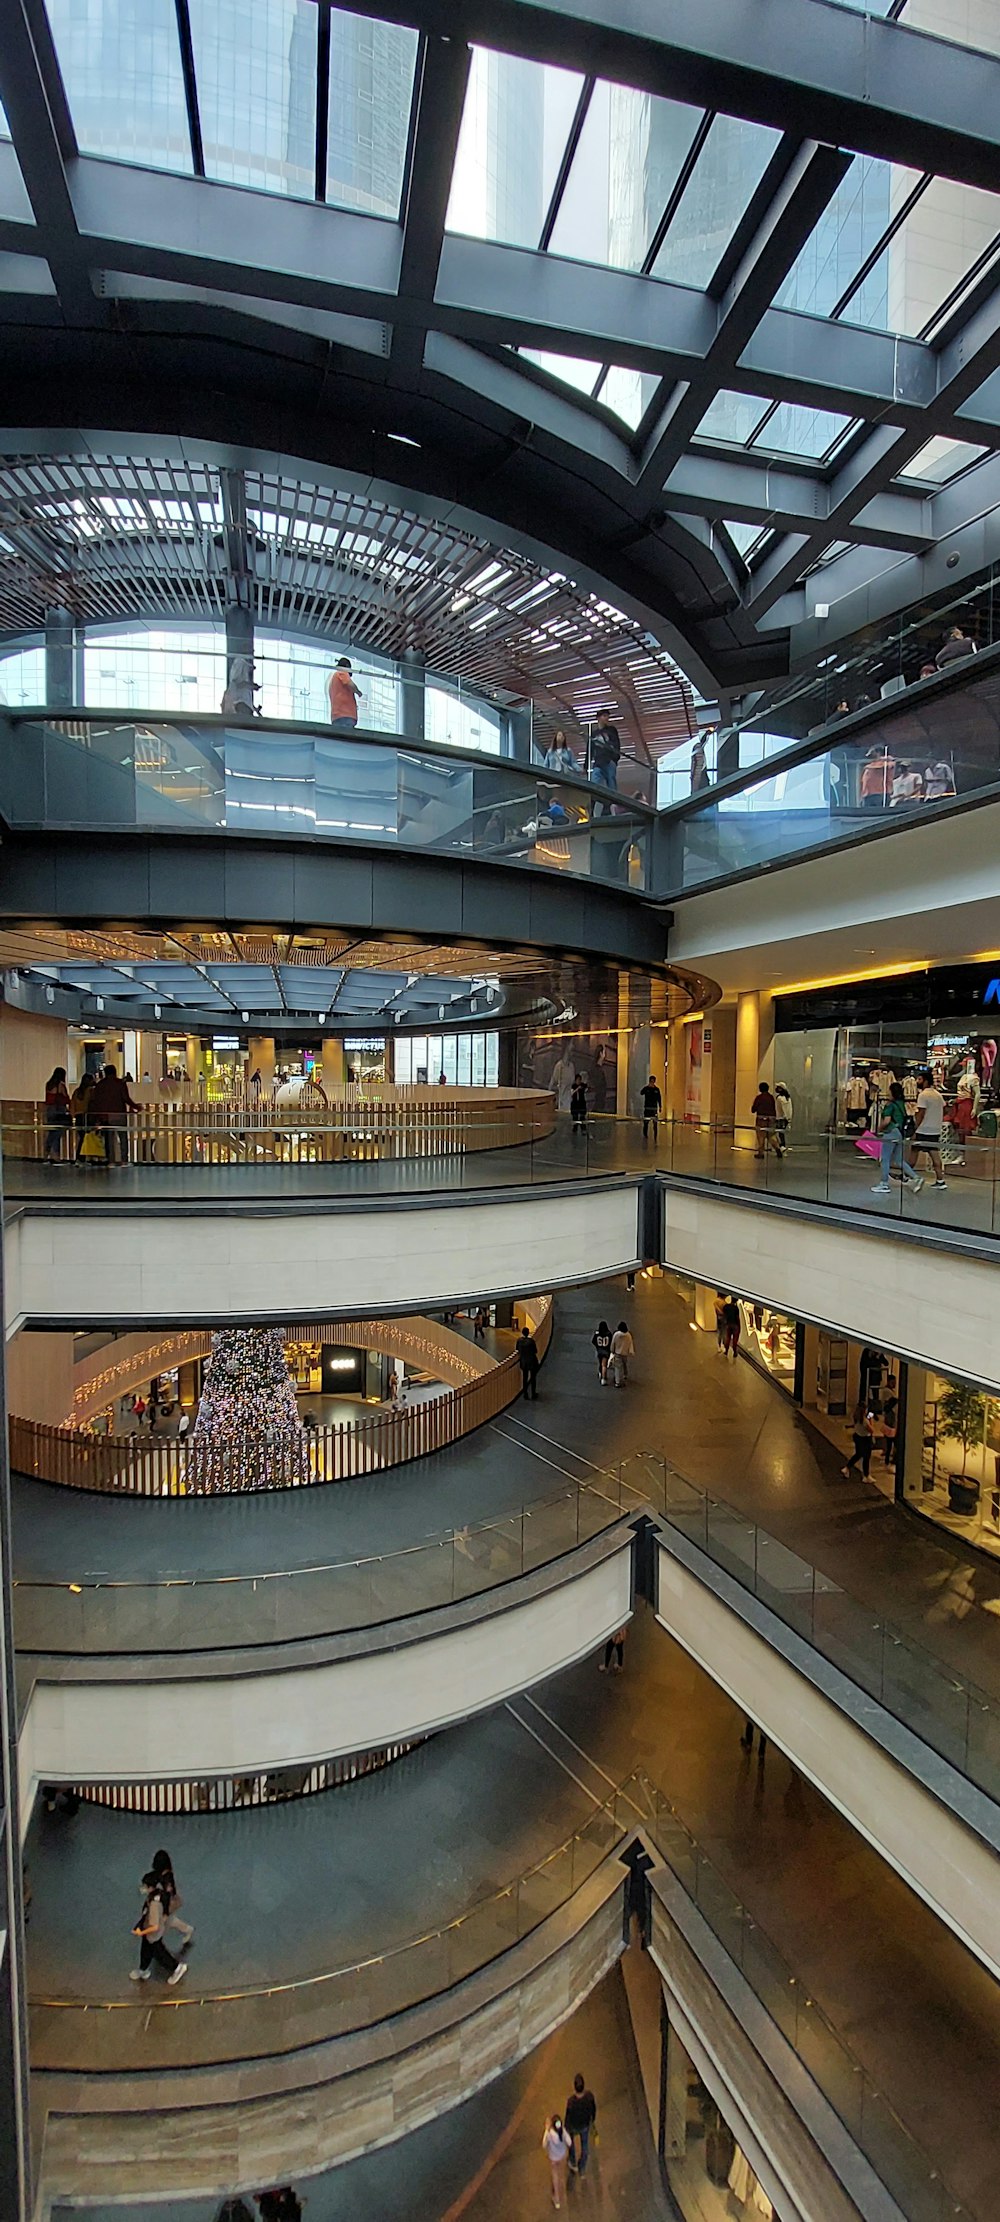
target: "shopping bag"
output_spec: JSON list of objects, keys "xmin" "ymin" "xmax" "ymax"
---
[
  {"xmin": 853, "ymin": 1130, "xmax": 881, "ymax": 1160},
  {"xmin": 80, "ymin": 1130, "xmax": 105, "ymax": 1161}
]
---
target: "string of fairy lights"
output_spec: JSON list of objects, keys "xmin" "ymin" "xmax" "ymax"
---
[{"xmin": 186, "ymin": 1329, "xmax": 312, "ymax": 1493}]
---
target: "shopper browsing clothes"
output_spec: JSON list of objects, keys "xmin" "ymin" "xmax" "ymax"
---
[{"xmin": 908, "ymin": 1067, "xmax": 947, "ymax": 1189}]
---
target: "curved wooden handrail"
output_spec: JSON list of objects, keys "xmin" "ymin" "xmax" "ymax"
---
[
  {"xmin": 10, "ymin": 1298, "xmax": 553, "ymax": 1495},
  {"xmin": 2, "ymin": 1085, "xmax": 555, "ymax": 1165}
]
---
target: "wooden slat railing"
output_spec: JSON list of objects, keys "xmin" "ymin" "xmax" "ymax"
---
[
  {"xmin": 10, "ymin": 1297, "xmax": 552, "ymax": 1496},
  {"xmin": 1, "ymin": 1084, "xmax": 555, "ymax": 1166}
]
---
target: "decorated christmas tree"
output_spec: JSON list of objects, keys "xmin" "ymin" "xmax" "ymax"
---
[{"xmin": 187, "ymin": 1329, "xmax": 311, "ymax": 1492}]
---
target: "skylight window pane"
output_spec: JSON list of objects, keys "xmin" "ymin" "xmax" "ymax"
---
[
  {"xmin": 0, "ymin": 98, "xmax": 8, "ymax": 139},
  {"xmin": 693, "ymin": 389, "xmax": 767, "ymax": 447},
  {"xmin": 753, "ymin": 402, "xmax": 853, "ymax": 458},
  {"xmin": 897, "ymin": 435, "xmax": 990, "ymax": 485},
  {"xmin": 599, "ymin": 365, "xmax": 658, "ymax": 430},
  {"xmin": 46, "ymin": 0, "xmax": 193, "ymax": 175},
  {"xmin": 652, "ymin": 113, "xmax": 782, "ymax": 290},
  {"xmin": 188, "ymin": 0, "xmax": 318, "ymax": 199},
  {"xmin": 724, "ymin": 519, "xmax": 764, "ymax": 557},
  {"xmin": 549, "ymin": 80, "xmax": 704, "ymax": 272},
  {"xmin": 326, "ymin": 9, "xmax": 418, "ymax": 218},
  {"xmin": 447, "ymin": 51, "xmax": 584, "ymax": 248},
  {"xmin": 775, "ymin": 156, "xmax": 903, "ymax": 318},
  {"xmin": 842, "ymin": 176, "xmax": 1000, "ymax": 338},
  {"xmin": 522, "ymin": 350, "xmax": 603, "ymax": 395}
]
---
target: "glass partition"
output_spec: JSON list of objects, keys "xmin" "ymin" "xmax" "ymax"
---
[{"xmin": 0, "ymin": 715, "xmax": 652, "ymax": 889}]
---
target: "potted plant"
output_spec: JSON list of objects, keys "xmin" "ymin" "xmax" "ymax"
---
[{"xmin": 938, "ymin": 1380, "xmax": 988, "ymax": 1514}]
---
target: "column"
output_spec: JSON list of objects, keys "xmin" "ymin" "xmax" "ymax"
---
[
  {"xmin": 506, "ymin": 706, "xmax": 533, "ymax": 764},
  {"xmin": 321, "ymin": 1038, "xmax": 346, "ymax": 1088},
  {"xmin": 44, "ymin": 605, "xmax": 75, "ymax": 710},
  {"xmin": 397, "ymin": 650, "xmax": 425, "ymax": 741},
  {"xmin": 224, "ymin": 605, "xmax": 254, "ymax": 716},
  {"xmin": 247, "ymin": 1037, "xmax": 276, "ymax": 1091},
  {"xmin": 735, "ymin": 992, "xmax": 774, "ymax": 1133},
  {"xmin": 0, "ymin": 1204, "xmax": 32, "ymax": 2219},
  {"xmin": 707, "ymin": 1005, "xmax": 736, "ymax": 1127}
]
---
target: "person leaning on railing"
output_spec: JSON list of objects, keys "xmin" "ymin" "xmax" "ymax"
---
[{"xmin": 88, "ymin": 1063, "xmax": 137, "ymax": 1166}]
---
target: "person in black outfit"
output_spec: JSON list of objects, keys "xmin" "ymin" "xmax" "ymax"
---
[
  {"xmin": 640, "ymin": 1075, "xmax": 661, "ymax": 1142},
  {"xmin": 516, "ymin": 1327, "xmax": 540, "ymax": 1399},
  {"xmin": 592, "ymin": 1320, "xmax": 612, "ymax": 1383},
  {"xmin": 590, "ymin": 712, "xmax": 620, "ymax": 810},
  {"xmin": 570, "ymin": 1074, "xmax": 588, "ymax": 1131},
  {"xmin": 565, "ymin": 2073, "xmax": 597, "ymax": 2174}
]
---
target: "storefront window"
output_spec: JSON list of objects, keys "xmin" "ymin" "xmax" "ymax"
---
[
  {"xmin": 905, "ymin": 1370, "xmax": 1000, "ymax": 1555},
  {"xmin": 737, "ymin": 1300, "xmax": 796, "ymax": 1387},
  {"xmin": 665, "ymin": 2027, "xmax": 782, "ymax": 2221},
  {"xmin": 393, "ymin": 1031, "xmax": 499, "ymax": 1085}
]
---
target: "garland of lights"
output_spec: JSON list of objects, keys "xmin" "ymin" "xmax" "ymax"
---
[{"xmin": 186, "ymin": 1329, "xmax": 312, "ymax": 1493}]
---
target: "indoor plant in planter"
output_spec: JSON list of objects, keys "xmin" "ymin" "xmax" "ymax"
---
[{"xmin": 938, "ymin": 1380, "xmax": 988, "ymax": 1515}]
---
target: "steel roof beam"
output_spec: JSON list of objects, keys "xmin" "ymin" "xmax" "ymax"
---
[
  {"xmin": 365, "ymin": 0, "xmax": 1000, "ymax": 194},
  {"xmin": 391, "ymin": 33, "xmax": 471, "ymax": 378},
  {"xmin": 661, "ymin": 453, "xmax": 933, "ymax": 553},
  {"xmin": 633, "ymin": 142, "xmax": 852, "ymax": 500},
  {"xmin": 0, "ymin": 0, "xmax": 93, "ymax": 319}
]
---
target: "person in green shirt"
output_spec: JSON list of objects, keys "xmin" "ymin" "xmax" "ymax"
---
[{"xmin": 870, "ymin": 1081, "xmax": 924, "ymax": 1197}]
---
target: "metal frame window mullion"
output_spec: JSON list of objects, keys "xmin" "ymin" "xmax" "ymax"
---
[{"xmin": 173, "ymin": 0, "xmax": 205, "ymax": 177}]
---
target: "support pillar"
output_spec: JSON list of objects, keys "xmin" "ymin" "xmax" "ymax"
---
[
  {"xmin": 506, "ymin": 706, "xmax": 533, "ymax": 764},
  {"xmin": 398, "ymin": 650, "xmax": 425, "ymax": 741},
  {"xmin": 247, "ymin": 1037, "xmax": 276, "ymax": 1091},
  {"xmin": 321, "ymin": 1037, "xmax": 346, "ymax": 1087},
  {"xmin": 44, "ymin": 605, "xmax": 75, "ymax": 710}
]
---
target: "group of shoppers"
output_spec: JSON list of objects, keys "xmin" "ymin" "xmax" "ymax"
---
[
  {"xmin": 750, "ymin": 1081, "xmax": 792, "ymax": 1158},
  {"xmin": 859, "ymin": 741, "xmax": 957, "ymax": 811},
  {"xmin": 713, "ymin": 1292, "xmax": 742, "ymax": 1359},
  {"xmin": 870, "ymin": 1069, "xmax": 946, "ymax": 1196},
  {"xmin": 44, "ymin": 1064, "xmax": 136, "ymax": 1164},
  {"xmin": 842, "ymin": 1348, "xmax": 898, "ymax": 1479},
  {"xmin": 591, "ymin": 1318, "xmax": 634, "ymax": 1387},
  {"xmin": 543, "ymin": 2074, "xmax": 598, "ymax": 2207},
  {"xmin": 130, "ymin": 1846, "xmax": 193, "ymax": 1985}
]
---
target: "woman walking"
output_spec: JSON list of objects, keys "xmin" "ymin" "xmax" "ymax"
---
[
  {"xmin": 592, "ymin": 1320, "xmax": 612, "ymax": 1384},
  {"xmin": 149, "ymin": 1847, "xmax": 194, "ymax": 1948},
  {"xmin": 842, "ymin": 1401, "xmax": 876, "ymax": 1481},
  {"xmin": 43, "ymin": 1067, "xmax": 70, "ymax": 1162},
  {"xmin": 870, "ymin": 1080, "xmax": 924, "ymax": 1197},
  {"xmin": 542, "ymin": 2115, "xmax": 572, "ymax": 2209}
]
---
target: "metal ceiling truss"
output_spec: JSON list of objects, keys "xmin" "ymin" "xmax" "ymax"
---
[{"xmin": 1, "ymin": 0, "xmax": 1000, "ymax": 687}]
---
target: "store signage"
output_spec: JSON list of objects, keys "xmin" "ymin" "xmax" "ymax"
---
[{"xmin": 983, "ymin": 979, "xmax": 1000, "ymax": 1007}]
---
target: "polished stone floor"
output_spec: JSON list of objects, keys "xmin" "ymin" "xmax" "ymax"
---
[
  {"xmin": 46, "ymin": 1963, "xmax": 669, "ymax": 2222},
  {"xmin": 16, "ymin": 1271, "xmax": 1000, "ymax": 1702},
  {"xmin": 7, "ymin": 1111, "xmax": 1000, "ymax": 1241}
]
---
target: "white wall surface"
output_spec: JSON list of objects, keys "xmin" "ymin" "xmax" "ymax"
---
[
  {"xmin": 4, "ymin": 1182, "xmax": 639, "ymax": 1334},
  {"xmin": 668, "ymin": 797, "xmax": 1000, "ymax": 994},
  {"xmin": 662, "ymin": 1183, "xmax": 1000, "ymax": 1393},
  {"xmin": 18, "ymin": 1543, "xmax": 633, "ymax": 1835},
  {"xmin": 656, "ymin": 1538, "xmax": 1000, "ymax": 1984}
]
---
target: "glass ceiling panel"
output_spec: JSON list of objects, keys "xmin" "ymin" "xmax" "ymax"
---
[
  {"xmin": 0, "ymin": 98, "xmax": 8, "ymax": 139},
  {"xmin": 326, "ymin": 8, "xmax": 418, "ymax": 218},
  {"xmin": 840, "ymin": 175, "xmax": 1000, "ymax": 338},
  {"xmin": 46, "ymin": 0, "xmax": 193, "ymax": 175},
  {"xmin": 599, "ymin": 364, "xmax": 659, "ymax": 431},
  {"xmin": 754, "ymin": 401, "xmax": 854, "ymax": 458},
  {"xmin": 774, "ymin": 155, "xmax": 906, "ymax": 318},
  {"xmin": 446, "ymin": 50, "xmax": 584, "ymax": 248},
  {"xmin": 522, "ymin": 349, "xmax": 602, "ymax": 395},
  {"xmin": 188, "ymin": 0, "xmax": 318, "ymax": 199},
  {"xmin": 896, "ymin": 434, "xmax": 991, "ymax": 484},
  {"xmin": 692, "ymin": 389, "xmax": 768, "ymax": 446},
  {"xmin": 724, "ymin": 518, "xmax": 765, "ymax": 556},
  {"xmin": 549, "ymin": 79, "xmax": 704, "ymax": 272},
  {"xmin": 651, "ymin": 113, "xmax": 782, "ymax": 290}
]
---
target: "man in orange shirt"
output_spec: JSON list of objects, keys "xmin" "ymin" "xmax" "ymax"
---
[{"xmin": 328, "ymin": 656, "xmax": 363, "ymax": 731}]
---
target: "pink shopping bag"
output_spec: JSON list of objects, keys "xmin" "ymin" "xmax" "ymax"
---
[{"xmin": 853, "ymin": 1129, "xmax": 882, "ymax": 1160}]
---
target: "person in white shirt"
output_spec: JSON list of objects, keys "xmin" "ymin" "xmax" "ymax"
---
[
  {"xmin": 542, "ymin": 2116, "xmax": 572, "ymax": 2209},
  {"xmin": 610, "ymin": 1321, "xmax": 634, "ymax": 1387},
  {"xmin": 908, "ymin": 1068, "xmax": 946, "ymax": 1188}
]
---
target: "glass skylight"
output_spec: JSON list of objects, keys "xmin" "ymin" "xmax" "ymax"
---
[
  {"xmin": 651, "ymin": 114, "xmax": 782, "ymax": 289},
  {"xmin": 549, "ymin": 80, "xmax": 704, "ymax": 271},
  {"xmin": 754, "ymin": 402, "xmax": 854, "ymax": 460},
  {"xmin": 692, "ymin": 390, "xmax": 769, "ymax": 447},
  {"xmin": 46, "ymin": 0, "xmax": 193, "ymax": 175},
  {"xmin": 842, "ymin": 176, "xmax": 1000, "ymax": 339},
  {"xmin": 896, "ymin": 435, "xmax": 991, "ymax": 485},
  {"xmin": 446, "ymin": 52, "xmax": 585, "ymax": 248},
  {"xmin": 188, "ymin": 0, "xmax": 318, "ymax": 199},
  {"xmin": 326, "ymin": 10, "xmax": 418, "ymax": 218},
  {"xmin": 521, "ymin": 350, "xmax": 603, "ymax": 395}
]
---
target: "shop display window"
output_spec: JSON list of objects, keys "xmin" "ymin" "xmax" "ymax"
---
[
  {"xmin": 906, "ymin": 1371, "xmax": 1000, "ymax": 1556},
  {"xmin": 664, "ymin": 2029, "xmax": 780, "ymax": 2222}
]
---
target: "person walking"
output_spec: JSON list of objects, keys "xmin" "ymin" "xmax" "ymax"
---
[
  {"xmin": 540, "ymin": 729, "xmax": 576, "ymax": 774},
  {"xmin": 881, "ymin": 1386, "xmax": 899, "ymax": 1467},
  {"xmin": 610, "ymin": 1320, "xmax": 634, "ymax": 1387},
  {"xmin": 516, "ymin": 1326, "xmax": 540, "ymax": 1400},
  {"xmin": 640, "ymin": 1074, "xmax": 662, "ymax": 1143},
  {"xmin": 908, "ymin": 1067, "xmax": 947, "ymax": 1189},
  {"xmin": 592, "ymin": 1320, "xmax": 612, "ymax": 1384},
  {"xmin": 713, "ymin": 1290, "xmax": 727, "ymax": 1351},
  {"xmin": 721, "ymin": 1296, "xmax": 741, "ymax": 1360},
  {"xmin": 149, "ymin": 1847, "xmax": 194, "ymax": 1949},
  {"xmin": 69, "ymin": 1069, "xmax": 95, "ymax": 1159},
  {"xmin": 751, "ymin": 1081, "xmax": 781, "ymax": 1158},
  {"xmin": 473, "ymin": 1305, "xmax": 488, "ymax": 1342},
  {"xmin": 42, "ymin": 1067, "xmax": 70, "ymax": 1161},
  {"xmin": 130, "ymin": 1871, "xmax": 187, "ymax": 1984},
  {"xmin": 740, "ymin": 1720, "xmax": 767, "ymax": 1759},
  {"xmin": 327, "ymin": 655, "xmax": 363, "ymax": 731},
  {"xmin": 870, "ymin": 1081, "xmax": 924, "ymax": 1197},
  {"xmin": 542, "ymin": 2116, "xmax": 572, "ymax": 2209},
  {"xmin": 565, "ymin": 2073, "xmax": 597, "ymax": 2174},
  {"xmin": 689, "ymin": 739, "xmax": 710, "ymax": 794},
  {"xmin": 89, "ymin": 1063, "xmax": 136, "ymax": 1166},
  {"xmin": 842, "ymin": 1401, "xmax": 876, "ymax": 1480},
  {"xmin": 600, "ymin": 1627, "xmax": 627, "ymax": 1673},
  {"xmin": 774, "ymin": 1083, "xmax": 793, "ymax": 1154},
  {"xmin": 589, "ymin": 712, "xmax": 620, "ymax": 805},
  {"xmin": 570, "ymin": 1074, "xmax": 588, "ymax": 1131},
  {"xmin": 936, "ymin": 623, "xmax": 977, "ymax": 668}
]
